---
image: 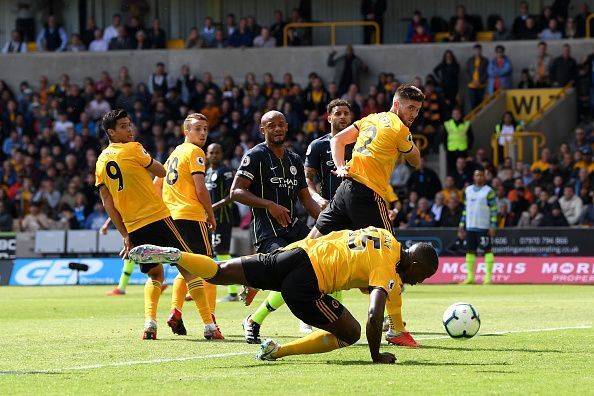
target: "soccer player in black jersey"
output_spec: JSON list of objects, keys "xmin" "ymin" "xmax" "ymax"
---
[
  {"xmin": 205, "ymin": 143, "xmax": 238, "ymax": 302},
  {"xmin": 230, "ymin": 110, "xmax": 322, "ymax": 344}
]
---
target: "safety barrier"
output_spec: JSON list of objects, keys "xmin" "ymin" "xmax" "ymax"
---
[
  {"xmin": 491, "ymin": 131, "xmax": 546, "ymax": 167},
  {"xmin": 283, "ymin": 21, "xmax": 380, "ymax": 47}
]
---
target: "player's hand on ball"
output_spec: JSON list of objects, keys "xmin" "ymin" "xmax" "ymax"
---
[
  {"xmin": 332, "ymin": 165, "xmax": 350, "ymax": 178},
  {"xmin": 373, "ymin": 352, "xmax": 397, "ymax": 364},
  {"xmin": 266, "ymin": 202, "xmax": 291, "ymax": 227}
]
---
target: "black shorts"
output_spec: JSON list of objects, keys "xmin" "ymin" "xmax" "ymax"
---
[
  {"xmin": 255, "ymin": 220, "xmax": 310, "ymax": 254},
  {"xmin": 466, "ymin": 230, "xmax": 492, "ymax": 253},
  {"xmin": 315, "ymin": 178, "xmax": 392, "ymax": 235},
  {"xmin": 174, "ymin": 219, "xmax": 213, "ymax": 257},
  {"xmin": 212, "ymin": 221, "xmax": 232, "ymax": 255},
  {"xmin": 241, "ymin": 248, "xmax": 344, "ymax": 326},
  {"xmin": 128, "ymin": 217, "xmax": 193, "ymax": 273}
]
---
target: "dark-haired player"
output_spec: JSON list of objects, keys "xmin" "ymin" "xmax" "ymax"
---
[
  {"xmin": 95, "ymin": 109, "xmax": 229, "ymax": 339},
  {"xmin": 308, "ymin": 84, "xmax": 426, "ymax": 346},
  {"xmin": 128, "ymin": 227, "xmax": 438, "ymax": 364}
]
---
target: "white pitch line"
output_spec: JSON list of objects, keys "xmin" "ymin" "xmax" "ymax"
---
[{"xmin": 4, "ymin": 325, "xmax": 591, "ymax": 374}]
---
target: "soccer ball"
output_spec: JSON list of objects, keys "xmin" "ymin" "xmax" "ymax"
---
[{"xmin": 442, "ymin": 302, "xmax": 481, "ymax": 339}]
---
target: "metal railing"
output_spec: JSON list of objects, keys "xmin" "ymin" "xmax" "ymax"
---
[
  {"xmin": 586, "ymin": 14, "xmax": 594, "ymax": 37},
  {"xmin": 412, "ymin": 134, "xmax": 429, "ymax": 151},
  {"xmin": 491, "ymin": 131, "xmax": 546, "ymax": 167},
  {"xmin": 464, "ymin": 88, "xmax": 502, "ymax": 122},
  {"xmin": 283, "ymin": 21, "xmax": 380, "ymax": 47}
]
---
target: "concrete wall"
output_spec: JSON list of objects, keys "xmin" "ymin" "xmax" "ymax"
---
[
  {"xmin": 1, "ymin": 39, "xmax": 593, "ymax": 94},
  {"xmin": 469, "ymin": 92, "xmax": 507, "ymax": 153}
]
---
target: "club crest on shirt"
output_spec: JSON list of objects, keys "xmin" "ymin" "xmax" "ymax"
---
[
  {"xmin": 141, "ymin": 148, "xmax": 150, "ymax": 156},
  {"xmin": 242, "ymin": 155, "xmax": 250, "ymax": 166},
  {"xmin": 387, "ymin": 279, "xmax": 396, "ymax": 292},
  {"xmin": 407, "ymin": 133, "xmax": 413, "ymax": 142},
  {"xmin": 290, "ymin": 166, "xmax": 297, "ymax": 175},
  {"xmin": 197, "ymin": 156, "xmax": 205, "ymax": 166}
]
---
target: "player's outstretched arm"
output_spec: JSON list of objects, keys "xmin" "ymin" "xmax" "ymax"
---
[
  {"xmin": 367, "ymin": 288, "xmax": 396, "ymax": 364},
  {"xmin": 212, "ymin": 195, "xmax": 232, "ymax": 212},
  {"xmin": 297, "ymin": 187, "xmax": 322, "ymax": 220},
  {"xmin": 330, "ymin": 125, "xmax": 359, "ymax": 170},
  {"xmin": 98, "ymin": 186, "xmax": 131, "ymax": 258}
]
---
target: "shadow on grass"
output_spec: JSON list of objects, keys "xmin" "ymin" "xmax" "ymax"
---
[
  {"xmin": 398, "ymin": 360, "xmax": 510, "ymax": 367},
  {"xmin": 421, "ymin": 345, "xmax": 565, "ymax": 353}
]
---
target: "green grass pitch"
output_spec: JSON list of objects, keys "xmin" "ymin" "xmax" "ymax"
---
[{"xmin": 0, "ymin": 284, "xmax": 593, "ymax": 395}]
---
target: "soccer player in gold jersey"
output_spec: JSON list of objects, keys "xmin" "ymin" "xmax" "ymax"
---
[
  {"xmin": 96, "ymin": 109, "xmax": 229, "ymax": 339},
  {"xmin": 308, "ymin": 84, "xmax": 426, "ymax": 346},
  {"xmin": 154, "ymin": 113, "xmax": 223, "ymax": 340},
  {"xmin": 128, "ymin": 227, "xmax": 438, "ymax": 363}
]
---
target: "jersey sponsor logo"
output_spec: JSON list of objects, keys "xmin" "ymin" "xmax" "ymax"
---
[
  {"xmin": 270, "ymin": 177, "xmax": 298, "ymax": 188},
  {"xmin": 387, "ymin": 279, "xmax": 396, "ymax": 291},
  {"xmin": 290, "ymin": 166, "xmax": 297, "ymax": 175},
  {"xmin": 197, "ymin": 156, "xmax": 205, "ymax": 166},
  {"xmin": 242, "ymin": 155, "xmax": 251, "ymax": 166},
  {"xmin": 210, "ymin": 172, "xmax": 218, "ymax": 181}
]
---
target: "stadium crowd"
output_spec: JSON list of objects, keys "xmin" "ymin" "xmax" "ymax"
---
[{"xmin": 1, "ymin": 2, "xmax": 594, "ymax": 232}]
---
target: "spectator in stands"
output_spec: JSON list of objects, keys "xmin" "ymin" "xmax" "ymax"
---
[
  {"xmin": 465, "ymin": 44, "xmax": 488, "ymax": 109},
  {"xmin": 539, "ymin": 18, "xmax": 563, "ymax": 40},
  {"xmin": 147, "ymin": 62, "xmax": 173, "ymax": 96},
  {"xmin": 224, "ymin": 13, "xmax": 237, "ymax": 38},
  {"xmin": 134, "ymin": 31, "xmax": 150, "ymax": 50},
  {"xmin": 575, "ymin": 146, "xmax": 594, "ymax": 174},
  {"xmin": 115, "ymin": 83, "xmax": 136, "ymax": 113},
  {"xmin": 411, "ymin": 24, "xmax": 433, "ymax": 43},
  {"xmin": 228, "ymin": 18, "xmax": 253, "ymax": 48},
  {"xmin": 493, "ymin": 18, "xmax": 513, "ymax": 41},
  {"xmin": 434, "ymin": 50, "xmax": 460, "ymax": 109},
  {"xmin": 441, "ymin": 194, "xmax": 463, "ymax": 227},
  {"xmin": 89, "ymin": 28, "xmax": 107, "ymax": 52},
  {"xmin": 246, "ymin": 15, "xmax": 261, "ymax": 37},
  {"xmin": 449, "ymin": 4, "xmax": 475, "ymax": 32},
  {"xmin": 519, "ymin": 17, "xmax": 540, "ymax": 40},
  {"xmin": 451, "ymin": 18, "xmax": 475, "ymax": 42},
  {"xmin": 327, "ymin": 46, "xmax": 369, "ymax": 96},
  {"xmin": 36, "ymin": 15, "xmax": 68, "ymax": 52},
  {"xmin": 407, "ymin": 157, "xmax": 442, "ymax": 199},
  {"xmin": 85, "ymin": 92, "xmax": 111, "ymax": 121},
  {"xmin": 575, "ymin": 2, "xmax": 591, "ymax": 38},
  {"xmin": 185, "ymin": 27, "xmax": 201, "ymax": 49},
  {"xmin": 518, "ymin": 68, "xmax": 535, "ymax": 89},
  {"xmin": 570, "ymin": 126, "xmax": 589, "ymax": 152},
  {"xmin": 2, "ymin": 30, "xmax": 27, "ymax": 53},
  {"xmin": 32, "ymin": 179, "xmax": 61, "ymax": 214},
  {"xmin": 147, "ymin": 19, "xmax": 166, "ymax": 49},
  {"xmin": 550, "ymin": 44, "xmax": 578, "ymax": 87},
  {"xmin": 508, "ymin": 178, "xmax": 535, "ymax": 203},
  {"xmin": 517, "ymin": 203, "xmax": 544, "ymax": 227},
  {"xmin": 542, "ymin": 201, "xmax": 569, "ymax": 226},
  {"xmin": 538, "ymin": 6, "xmax": 555, "ymax": 31},
  {"xmin": 270, "ymin": 10, "xmax": 286, "ymax": 46},
  {"xmin": 67, "ymin": 33, "xmax": 86, "ymax": 52},
  {"xmin": 108, "ymin": 26, "xmax": 133, "ymax": 50},
  {"xmin": 531, "ymin": 147, "xmax": 553, "ymax": 172},
  {"xmin": 578, "ymin": 193, "xmax": 594, "ymax": 226},
  {"xmin": 83, "ymin": 202, "xmax": 108, "ymax": 230},
  {"xmin": 0, "ymin": 201, "xmax": 13, "ymax": 231},
  {"xmin": 512, "ymin": 1, "xmax": 532, "ymax": 38},
  {"xmin": 103, "ymin": 14, "xmax": 121, "ymax": 44},
  {"xmin": 488, "ymin": 45, "xmax": 513, "ymax": 94},
  {"xmin": 81, "ymin": 17, "xmax": 97, "ymax": 47},
  {"xmin": 451, "ymin": 156, "xmax": 473, "ymax": 189},
  {"xmin": 212, "ymin": 29, "xmax": 227, "ymax": 49},
  {"xmin": 361, "ymin": 0, "xmax": 387, "ymax": 44},
  {"xmin": 390, "ymin": 162, "xmax": 411, "ymax": 193},
  {"xmin": 21, "ymin": 202, "xmax": 51, "ymax": 231},
  {"xmin": 419, "ymin": 81, "xmax": 446, "ymax": 135},
  {"xmin": 409, "ymin": 197, "xmax": 436, "ymax": 227},
  {"xmin": 443, "ymin": 107, "xmax": 473, "ymax": 173},
  {"xmin": 405, "ymin": 11, "xmax": 431, "ymax": 43},
  {"xmin": 530, "ymin": 42, "xmax": 552, "ymax": 87},
  {"xmin": 56, "ymin": 204, "xmax": 79, "ymax": 230},
  {"xmin": 431, "ymin": 191, "xmax": 446, "ymax": 225},
  {"xmin": 564, "ymin": 17, "xmax": 577, "ymax": 39},
  {"xmin": 253, "ymin": 27, "xmax": 276, "ymax": 48},
  {"xmin": 559, "ymin": 184, "xmax": 584, "ymax": 225},
  {"xmin": 495, "ymin": 111, "xmax": 518, "ymax": 162},
  {"xmin": 200, "ymin": 17, "xmax": 216, "ymax": 47}
]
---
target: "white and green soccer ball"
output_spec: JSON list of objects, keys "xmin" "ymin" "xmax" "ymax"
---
[{"xmin": 442, "ymin": 302, "xmax": 481, "ymax": 339}]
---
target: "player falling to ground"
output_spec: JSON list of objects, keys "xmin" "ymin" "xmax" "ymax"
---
[
  {"xmin": 154, "ymin": 113, "xmax": 224, "ymax": 340},
  {"xmin": 458, "ymin": 168, "xmax": 497, "ymax": 284},
  {"xmin": 128, "ymin": 227, "xmax": 438, "ymax": 364},
  {"xmin": 307, "ymin": 84, "xmax": 425, "ymax": 346},
  {"xmin": 205, "ymin": 143, "xmax": 238, "ymax": 303},
  {"xmin": 96, "ymin": 109, "xmax": 226, "ymax": 339},
  {"xmin": 230, "ymin": 110, "xmax": 322, "ymax": 344},
  {"xmin": 301, "ymin": 98, "xmax": 354, "ymax": 331}
]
